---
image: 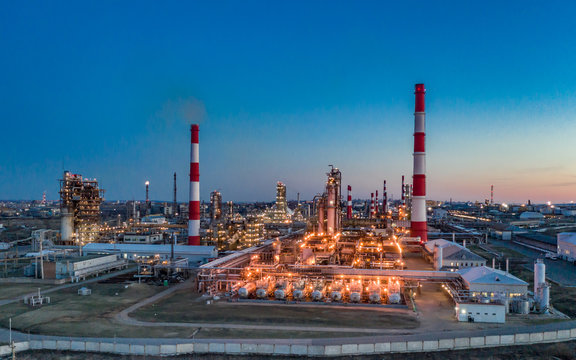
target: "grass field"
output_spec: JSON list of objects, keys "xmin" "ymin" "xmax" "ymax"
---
[
  {"xmin": 0, "ymin": 282, "xmax": 194, "ymax": 338},
  {"xmin": 0, "ymin": 283, "xmax": 53, "ymax": 300},
  {"xmin": 133, "ymin": 290, "xmax": 419, "ymax": 330}
]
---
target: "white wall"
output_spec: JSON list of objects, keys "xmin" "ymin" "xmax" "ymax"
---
[{"xmin": 455, "ymin": 303, "xmax": 505, "ymax": 323}]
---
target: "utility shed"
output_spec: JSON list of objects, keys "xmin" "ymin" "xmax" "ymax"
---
[
  {"xmin": 42, "ymin": 254, "xmax": 126, "ymax": 280},
  {"xmin": 424, "ymin": 239, "xmax": 486, "ymax": 271},
  {"xmin": 557, "ymin": 233, "xmax": 576, "ymax": 261},
  {"xmin": 458, "ymin": 266, "xmax": 528, "ymax": 299}
]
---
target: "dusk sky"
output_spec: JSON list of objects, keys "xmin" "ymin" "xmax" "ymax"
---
[{"xmin": 1, "ymin": 1, "xmax": 575, "ymax": 204}]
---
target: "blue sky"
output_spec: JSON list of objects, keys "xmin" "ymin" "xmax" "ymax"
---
[{"xmin": 1, "ymin": 1, "xmax": 575, "ymax": 203}]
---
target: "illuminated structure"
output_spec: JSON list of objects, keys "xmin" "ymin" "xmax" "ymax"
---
[
  {"xmin": 210, "ymin": 191, "xmax": 223, "ymax": 223},
  {"xmin": 59, "ymin": 171, "xmax": 104, "ymax": 245},
  {"xmin": 267, "ymin": 181, "xmax": 291, "ymax": 222}
]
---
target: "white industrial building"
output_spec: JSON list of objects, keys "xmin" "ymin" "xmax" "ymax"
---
[
  {"xmin": 557, "ymin": 232, "xmax": 576, "ymax": 261},
  {"xmin": 82, "ymin": 243, "xmax": 217, "ymax": 266},
  {"xmin": 451, "ymin": 266, "xmax": 529, "ymax": 324},
  {"xmin": 425, "ymin": 239, "xmax": 486, "ymax": 271},
  {"xmin": 458, "ymin": 266, "xmax": 528, "ymax": 299}
]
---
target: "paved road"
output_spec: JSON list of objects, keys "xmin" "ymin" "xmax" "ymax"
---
[{"xmin": 488, "ymin": 238, "xmax": 576, "ymax": 286}]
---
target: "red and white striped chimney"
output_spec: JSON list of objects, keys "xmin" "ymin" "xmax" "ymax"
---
[
  {"xmin": 411, "ymin": 84, "xmax": 427, "ymax": 243},
  {"xmin": 383, "ymin": 180, "xmax": 387, "ymax": 215},
  {"xmin": 370, "ymin": 192, "xmax": 374, "ymax": 219},
  {"xmin": 188, "ymin": 124, "xmax": 201, "ymax": 245},
  {"xmin": 375, "ymin": 190, "xmax": 379, "ymax": 217},
  {"xmin": 347, "ymin": 185, "xmax": 352, "ymax": 219}
]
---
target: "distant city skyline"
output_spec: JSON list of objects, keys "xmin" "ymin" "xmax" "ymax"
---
[{"xmin": 1, "ymin": 1, "xmax": 575, "ymax": 204}]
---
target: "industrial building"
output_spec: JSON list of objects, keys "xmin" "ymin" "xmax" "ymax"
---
[
  {"xmin": 557, "ymin": 232, "xmax": 576, "ymax": 261},
  {"xmin": 425, "ymin": 239, "xmax": 486, "ymax": 271},
  {"xmin": 59, "ymin": 171, "xmax": 105, "ymax": 245},
  {"xmin": 82, "ymin": 243, "xmax": 217, "ymax": 265}
]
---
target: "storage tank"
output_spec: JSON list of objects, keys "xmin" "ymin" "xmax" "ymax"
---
[
  {"xmin": 292, "ymin": 279, "xmax": 307, "ymax": 300},
  {"xmin": 534, "ymin": 259, "xmax": 546, "ymax": 297},
  {"xmin": 541, "ymin": 284, "xmax": 550, "ymax": 314},
  {"xmin": 330, "ymin": 281, "xmax": 344, "ymax": 302},
  {"xmin": 238, "ymin": 282, "xmax": 255, "ymax": 298},
  {"xmin": 274, "ymin": 281, "xmax": 293, "ymax": 300},
  {"xmin": 519, "ymin": 300, "xmax": 530, "ymax": 314},
  {"xmin": 387, "ymin": 292, "xmax": 401, "ymax": 304},
  {"xmin": 348, "ymin": 281, "xmax": 363, "ymax": 303},
  {"xmin": 368, "ymin": 282, "xmax": 382, "ymax": 303}
]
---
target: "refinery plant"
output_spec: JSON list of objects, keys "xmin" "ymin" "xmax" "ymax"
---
[{"xmin": 1, "ymin": 83, "xmax": 576, "ymax": 359}]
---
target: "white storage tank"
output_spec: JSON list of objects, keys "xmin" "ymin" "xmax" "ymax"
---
[{"xmin": 534, "ymin": 259, "xmax": 545, "ymax": 297}]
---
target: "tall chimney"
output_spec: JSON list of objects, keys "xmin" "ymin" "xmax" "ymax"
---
[
  {"xmin": 383, "ymin": 180, "xmax": 387, "ymax": 215},
  {"xmin": 370, "ymin": 192, "xmax": 374, "ymax": 218},
  {"xmin": 411, "ymin": 83, "xmax": 427, "ymax": 243},
  {"xmin": 173, "ymin": 172, "xmax": 177, "ymax": 216},
  {"xmin": 375, "ymin": 190, "xmax": 379, "ymax": 217},
  {"xmin": 490, "ymin": 185, "xmax": 494, "ymax": 205},
  {"xmin": 401, "ymin": 175, "xmax": 405, "ymax": 208},
  {"xmin": 145, "ymin": 181, "xmax": 150, "ymax": 215},
  {"xmin": 188, "ymin": 124, "xmax": 201, "ymax": 245},
  {"xmin": 347, "ymin": 185, "xmax": 352, "ymax": 219}
]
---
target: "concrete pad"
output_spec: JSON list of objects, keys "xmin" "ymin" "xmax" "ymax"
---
[
  {"xmin": 85, "ymin": 342, "xmax": 100, "ymax": 352},
  {"xmin": 307, "ymin": 345, "xmax": 325, "ymax": 356},
  {"xmin": 342, "ymin": 344, "xmax": 358, "ymax": 355},
  {"xmin": 391, "ymin": 341, "xmax": 407, "ymax": 352},
  {"xmin": 324, "ymin": 345, "xmax": 342, "ymax": 356},
  {"xmin": 558, "ymin": 330, "xmax": 571, "ymax": 339},
  {"xmin": 256, "ymin": 343, "xmax": 274, "ymax": 354},
  {"xmin": 145, "ymin": 344, "xmax": 160, "ymax": 356},
  {"xmin": 423, "ymin": 340, "xmax": 438, "ymax": 351},
  {"xmin": 274, "ymin": 344, "xmax": 291, "ymax": 355},
  {"xmin": 530, "ymin": 332, "xmax": 544, "ymax": 342},
  {"xmin": 438, "ymin": 338, "xmax": 454, "ymax": 349},
  {"xmin": 194, "ymin": 343, "xmax": 209, "ymax": 353},
  {"xmin": 544, "ymin": 331, "xmax": 557, "ymax": 341},
  {"xmin": 225, "ymin": 343, "xmax": 242, "ymax": 354},
  {"xmin": 131, "ymin": 344, "xmax": 146, "ymax": 355},
  {"xmin": 29, "ymin": 340, "xmax": 43, "ymax": 350},
  {"xmin": 500, "ymin": 335, "xmax": 515, "ymax": 345},
  {"xmin": 407, "ymin": 341, "xmax": 423, "ymax": 351},
  {"xmin": 100, "ymin": 342, "xmax": 114, "ymax": 353},
  {"xmin": 485, "ymin": 335, "xmax": 499, "ymax": 346},
  {"xmin": 160, "ymin": 344, "xmax": 178, "ymax": 355},
  {"xmin": 454, "ymin": 337, "xmax": 470, "ymax": 348},
  {"xmin": 241, "ymin": 343, "xmax": 257, "ymax": 354},
  {"xmin": 56, "ymin": 340, "xmax": 71, "ymax": 351},
  {"xmin": 208, "ymin": 343, "xmax": 225, "ymax": 353},
  {"xmin": 358, "ymin": 343, "xmax": 375, "ymax": 354},
  {"xmin": 290, "ymin": 345, "xmax": 308, "ymax": 355},
  {"xmin": 43, "ymin": 340, "xmax": 57, "ymax": 350},
  {"xmin": 0, "ymin": 346, "xmax": 10, "ymax": 357},
  {"xmin": 515, "ymin": 333, "xmax": 530, "ymax": 343},
  {"xmin": 571, "ymin": 328, "xmax": 576, "ymax": 338},
  {"xmin": 13, "ymin": 342, "xmax": 29, "ymax": 352},
  {"xmin": 176, "ymin": 343, "xmax": 194, "ymax": 354},
  {"xmin": 115, "ymin": 343, "xmax": 130, "ymax": 354},
  {"xmin": 375, "ymin": 342, "xmax": 391, "ymax": 353},
  {"xmin": 470, "ymin": 337, "xmax": 485, "ymax": 346},
  {"xmin": 70, "ymin": 341, "xmax": 86, "ymax": 352}
]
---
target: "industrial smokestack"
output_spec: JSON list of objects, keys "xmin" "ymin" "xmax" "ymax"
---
[
  {"xmin": 411, "ymin": 83, "xmax": 428, "ymax": 243},
  {"xmin": 383, "ymin": 180, "xmax": 387, "ymax": 215},
  {"xmin": 188, "ymin": 124, "xmax": 200, "ymax": 245},
  {"xmin": 490, "ymin": 185, "xmax": 494, "ymax": 205},
  {"xmin": 145, "ymin": 181, "xmax": 150, "ymax": 215},
  {"xmin": 401, "ymin": 175, "xmax": 405, "ymax": 208},
  {"xmin": 347, "ymin": 185, "xmax": 352, "ymax": 219},
  {"xmin": 370, "ymin": 192, "xmax": 374, "ymax": 218},
  {"xmin": 375, "ymin": 190, "xmax": 379, "ymax": 217},
  {"xmin": 173, "ymin": 172, "xmax": 177, "ymax": 216}
]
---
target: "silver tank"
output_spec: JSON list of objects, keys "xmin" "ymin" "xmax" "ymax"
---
[
  {"xmin": 238, "ymin": 283, "xmax": 255, "ymax": 299},
  {"xmin": 349, "ymin": 292, "xmax": 361, "ymax": 303},
  {"xmin": 331, "ymin": 291, "xmax": 342, "ymax": 302},
  {"xmin": 256, "ymin": 288, "xmax": 268, "ymax": 299},
  {"xmin": 292, "ymin": 289, "xmax": 304, "ymax": 300},
  {"xmin": 311, "ymin": 290, "xmax": 323, "ymax": 301}
]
